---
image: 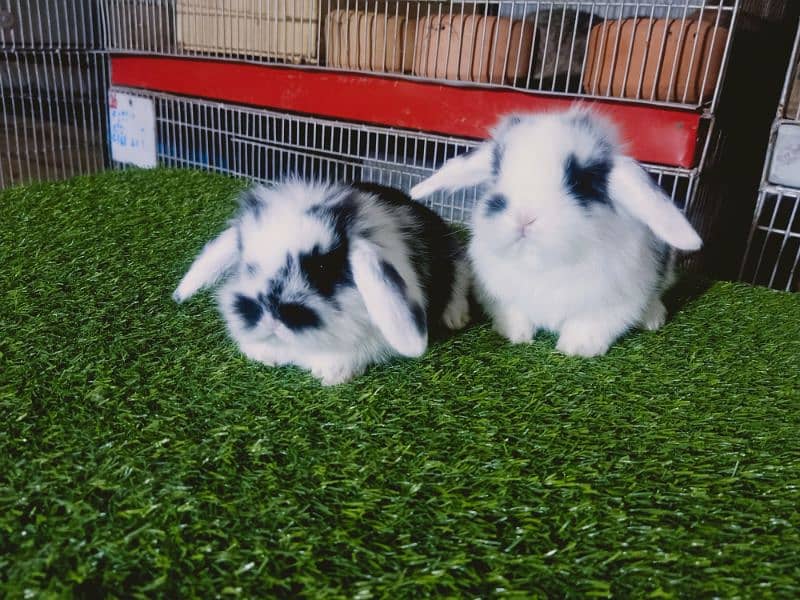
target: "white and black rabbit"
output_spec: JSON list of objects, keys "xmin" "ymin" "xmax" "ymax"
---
[
  {"xmin": 173, "ymin": 180, "xmax": 471, "ymax": 384},
  {"xmin": 411, "ymin": 106, "xmax": 702, "ymax": 357}
]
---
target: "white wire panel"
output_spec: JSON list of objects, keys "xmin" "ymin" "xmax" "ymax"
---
[
  {"xmin": 102, "ymin": 0, "xmax": 738, "ymax": 109},
  {"xmin": 111, "ymin": 86, "xmax": 698, "ymax": 227},
  {"xmin": 0, "ymin": 1, "xmax": 109, "ymax": 189},
  {"xmin": 739, "ymin": 188, "xmax": 800, "ymax": 292}
]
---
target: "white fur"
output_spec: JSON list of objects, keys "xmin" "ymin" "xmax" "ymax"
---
[
  {"xmin": 412, "ymin": 107, "xmax": 701, "ymax": 357},
  {"xmin": 350, "ymin": 238, "xmax": 427, "ymax": 357},
  {"xmin": 609, "ymin": 156, "xmax": 702, "ymax": 251},
  {"xmin": 410, "ymin": 143, "xmax": 494, "ymax": 199},
  {"xmin": 172, "ymin": 226, "xmax": 238, "ymax": 303},
  {"xmin": 175, "ymin": 181, "xmax": 470, "ymax": 384}
]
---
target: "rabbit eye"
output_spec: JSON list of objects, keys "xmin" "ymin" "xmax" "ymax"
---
[
  {"xmin": 564, "ymin": 153, "xmax": 611, "ymax": 208},
  {"xmin": 300, "ymin": 242, "xmax": 352, "ymax": 298},
  {"xmin": 485, "ymin": 194, "xmax": 508, "ymax": 216}
]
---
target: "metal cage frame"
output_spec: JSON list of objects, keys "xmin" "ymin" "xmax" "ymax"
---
[
  {"xmin": 111, "ymin": 84, "xmax": 699, "ymax": 226},
  {"xmin": 0, "ymin": 0, "xmax": 110, "ymax": 188},
  {"xmin": 100, "ymin": 0, "xmax": 740, "ymax": 111},
  {"xmin": 4, "ymin": 0, "xmax": 791, "ymax": 284},
  {"xmin": 739, "ymin": 17, "xmax": 800, "ymax": 292}
]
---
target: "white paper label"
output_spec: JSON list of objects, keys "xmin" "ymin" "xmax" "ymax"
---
[
  {"xmin": 109, "ymin": 91, "xmax": 156, "ymax": 168},
  {"xmin": 768, "ymin": 123, "xmax": 800, "ymax": 189}
]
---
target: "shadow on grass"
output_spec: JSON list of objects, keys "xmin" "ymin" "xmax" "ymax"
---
[{"xmin": 663, "ymin": 275, "xmax": 714, "ymax": 317}]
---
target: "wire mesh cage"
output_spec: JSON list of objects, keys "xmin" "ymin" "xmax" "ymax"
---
[
  {"xmin": 103, "ymin": 0, "xmax": 739, "ymax": 109},
  {"xmin": 111, "ymin": 85, "xmax": 698, "ymax": 226},
  {"xmin": 2, "ymin": 0, "xmax": 781, "ymax": 284},
  {"xmin": 740, "ymin": 188, "xmax": 800, "ymax": 291},
  {"xmin": 739, "ymin": 18, "xmax": 800, "ymax": 292},
  {"xmin": 0, "ymin": 0, "xmax": 109, "ymax": 188}
]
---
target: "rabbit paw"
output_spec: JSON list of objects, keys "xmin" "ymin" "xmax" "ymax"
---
[
  {"xmin": 311, "ymin": 360, "xmax": 362, "ymax": 386},
  {"xmin": 494, "ymin": 308, "xmax": 536, "ymax": 344},
  {"xmin": 556, "ymin": 321, "xmax": 615, "ymax": 357},
  {"xmin": 443, "ymin": 294, "xmax": 470, "ymax": 330},
  {"xmin": 239, "ymin": 342, "xmax": 279, "ymax": 366},
  {"xmin": 640, "ymin": 299, "xmax": 667, "ymax": 331}
]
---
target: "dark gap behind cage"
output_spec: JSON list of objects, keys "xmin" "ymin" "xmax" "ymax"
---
[{"xmin": 703, "ymin": 0, "xmax": 800, "ymax": 279}]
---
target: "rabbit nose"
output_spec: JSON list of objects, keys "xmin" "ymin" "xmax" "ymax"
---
[{"xmin": 516, "ymin": 215, "xmax": 537, "ymax": 235}]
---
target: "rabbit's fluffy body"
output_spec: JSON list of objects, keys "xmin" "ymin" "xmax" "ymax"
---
[
  {"xmin": 174, "ymin": 181, "xmax": 470, "ymax": 384},
  {"xmin": 412, "ymin": 107, "xmax": 701, "ymax": 357}
]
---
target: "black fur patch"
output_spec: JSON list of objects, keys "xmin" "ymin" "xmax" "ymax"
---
[
  {"xmin": 300, "ymin": 241, "xmax": 352, "ymax": 298},
  {"xmin": 234, "ymin": 294, "xmax": 263, "ymax": 328},
  {"xmin": 564, "ymin": 153, "xmax": 612, "ymax": 208},
  {"xmin": 380, "ymin": 260, "xmax": 407, "ymax": 295},
  {"xmin": 351, "ymin": 182, "xmax": 457, "ymax": 335},
  {"xmin": 485, "ymin": 194, "xmax": 508, "ymax": 216},
  {"xmin": 353, "ymin": 183, "xmax": 463, "ymax": 334},
  {"xmin": 276, "ymin": 302, "xmax": 321, "ymax": 331},
  {"xmin": 410, "ymin": 302, "xmax": 427, "ymax": 336}
]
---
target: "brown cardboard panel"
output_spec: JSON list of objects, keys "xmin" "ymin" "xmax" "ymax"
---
[
  {"xmin": 325, "ymin": 9, "xmax": 415, "ymax": 73},
  {"xmin": 584, "ymin": 17, "xmax": 728, "ymax": 103},
  {"xmin": 413, "ymin": 15, "xmax": 535, "ymax": 85}
]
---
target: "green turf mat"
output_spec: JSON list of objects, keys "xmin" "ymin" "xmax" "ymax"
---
[{"xmin": 1, "ymin": 169, "xmax": 799, "ymax": 597}]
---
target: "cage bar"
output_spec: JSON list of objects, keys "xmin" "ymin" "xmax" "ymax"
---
[
  {"xmin": 1, "ymin": 0, "xmax": 109, "ymax": 189},
  {"xmin": 739, "ymin": 18, "xmax": 800, "ymax": 292},
  {"xmin": 101, "ymin": 0, "xmax": 739, "ymax": 110},
  {"xmin": 110, "ymin": 85, "xmax": 698, "ymax": 227}
]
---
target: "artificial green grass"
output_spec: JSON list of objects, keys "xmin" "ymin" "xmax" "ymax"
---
[{"xmin": 1, "ymin": 168, "xmax": 799, "ymax": 598}]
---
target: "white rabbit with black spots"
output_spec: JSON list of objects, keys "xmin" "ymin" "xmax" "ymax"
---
[
  {"xmin": 411, "ymin": 107, "xmax": 701, "ymax": 357},
  {"xmin": 174, "ymin": 181, "xmax": 471, "ymax": 384}
]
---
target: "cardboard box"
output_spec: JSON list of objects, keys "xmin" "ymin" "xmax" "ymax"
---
[
  {"xmin": 177, "ymin": 0, "xmax": 323, "ymax": 64},
  {"xmin": 583, "ymin": 17, "xmax": 728, "ymax": 103},
  {"xmin": 325, "ymin": 9, "xmax": 415, "ymax": 73},
  {"xmin": 412, "ymin": 14, "xmax": 535, "ymax": 85}
]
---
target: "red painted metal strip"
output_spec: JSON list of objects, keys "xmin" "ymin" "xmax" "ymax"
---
[{"xmin": 111, "ymin": 56, "xmax": 702, "ymax": 168}]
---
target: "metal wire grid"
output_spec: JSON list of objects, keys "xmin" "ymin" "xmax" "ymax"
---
[
  {"xmin": 739, "ymin": 19, "xmax": 800, "ymax": 292},
  {"xmin": 0, "ymin": 1, "xmax": 109, "ymax": 189},
  {"xmin": 739, "ymin": 188, "xmax": 800, "ymax": 291},
  {"xmin": 102, "ymin": 0, "xmax": 738, "ymax": 110},
  {"xmin": 111, "ymin": 86, "xmax": 698, "ymax": 227}
]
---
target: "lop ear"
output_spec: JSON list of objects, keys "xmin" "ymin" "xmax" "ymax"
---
[
  {"xmin": 350, "ymin": 238, "xmax": 427, "ymax": 357},
  {"xmin": 608, "ymin": 156, "xmax": 703, "ymax": 251},
  {"xmin": 410, "ymin": 143, "xmax": 495, "ymax": 199},
  {"xmin": 173, "ymin": 226, "xmax": 239, "ymax": 303}
]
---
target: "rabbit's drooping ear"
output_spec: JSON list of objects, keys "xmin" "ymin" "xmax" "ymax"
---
[
  {"xmin": 608, "ymin": 157, "xmax": 703, "ymax": 251},
  {"xmin": 350, "ymin": 238, "xmax": 427, "ymax": 357},
  {"xmin": 173, "ymin": 226, "xmax": 239, "ymax": 303},
  {"xmin": 410, "ymin": 143, "xmax": 495, "ymax": 199}
]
